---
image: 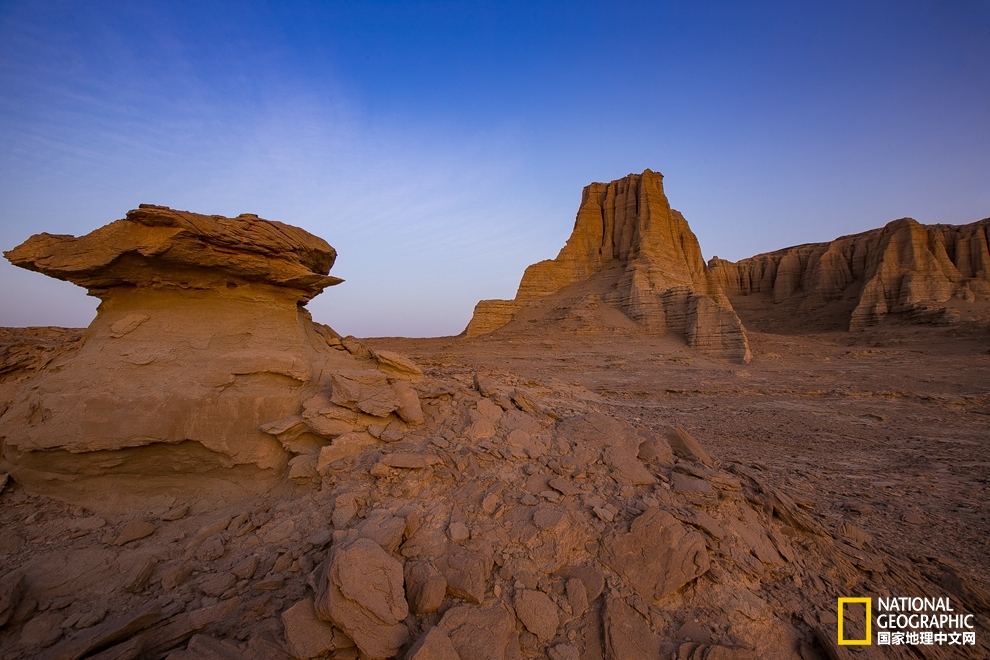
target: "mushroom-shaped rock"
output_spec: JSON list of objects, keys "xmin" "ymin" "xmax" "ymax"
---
[
  {"xmin": 4, "ymin": 204, "xmax": 342, "ymax": 299},
  {"xmin": 0, "ymin": 206, "xmax": 391, "ymax": 506}
]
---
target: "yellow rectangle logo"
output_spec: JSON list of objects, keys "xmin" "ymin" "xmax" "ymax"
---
[{"xmin": 837, "ymin": 597, "xmax": 872, "ymax": 645}]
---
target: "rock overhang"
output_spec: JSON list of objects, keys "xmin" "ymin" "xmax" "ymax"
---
[{"xmin": 3, "ymin": 204, "xmax": 343, "ymax": 303}]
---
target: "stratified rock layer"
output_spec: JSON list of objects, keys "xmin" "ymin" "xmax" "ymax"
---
[
  {"xmin": 6, "ymin": 204, "xmax": 344, "ymax": 300},
  {"xmin": 465, "ymin": 170, "xmax": 751, "ymax": 363},
  {"xmin": 0, "ymin": 206, "xmax": 422, "ymax": 507},
  {"xmin": 710, "ymin": 217, "xmax": 990, "ymax": 331}
]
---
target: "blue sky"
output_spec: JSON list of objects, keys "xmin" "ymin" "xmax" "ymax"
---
[{"xmin": 1, "ymin": 1, "xmax": 988, "ymax": 336}]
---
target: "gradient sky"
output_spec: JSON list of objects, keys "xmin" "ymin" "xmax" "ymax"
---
[{"xmin": 2, "ymin": 1, "xmax": 988, "ymax": 336}]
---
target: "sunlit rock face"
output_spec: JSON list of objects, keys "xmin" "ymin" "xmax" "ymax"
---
[
  {"xmin": 709, "ymin": 217, "xmax": 990, "ymax": 331},
  {"xmin": 466, "ymin": 170, "xmax": 751, "ymax": 363},
  {"xmin": 0, "ymin": 205, "xmax": 420, "ymax": 507}
]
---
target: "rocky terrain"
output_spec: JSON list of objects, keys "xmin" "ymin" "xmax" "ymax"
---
[{"xmin": 0, "ymin": 200, "xmax": 988, "ymax": 660}]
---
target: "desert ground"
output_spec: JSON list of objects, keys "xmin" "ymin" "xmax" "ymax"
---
[
  {"xmin": 370, "ymin": 320, "xmax": 990, "ymax": 582},
  {"xmin": 1, "ymin": 318, "xmax": 988, "ymax": 660}
]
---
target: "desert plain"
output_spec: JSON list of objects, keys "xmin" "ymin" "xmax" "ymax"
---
[{"xmin": 0, "ymin": 171, "xmax": 987, "ymax": 660}]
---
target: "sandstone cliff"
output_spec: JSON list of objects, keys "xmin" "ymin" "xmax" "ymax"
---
[
  {"xmin": 466, "ymin": 170, "xmax": 752, "ymax": 363},
  {"xmin": 709, "ymin": 217, "xmax": 990, "ymax": 332},
  {"xmin": 0, "ymin": 205, "xmax": 426, "ymax": 506}
]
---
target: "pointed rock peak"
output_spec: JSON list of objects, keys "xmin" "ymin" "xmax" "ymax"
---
[
  {"xmin": 466, "ymin": 171, "xmax": 751, "ymax": 363},
  {"xmin": 517, "ymin": 169, "xmax": 710, "ymax": 300}
]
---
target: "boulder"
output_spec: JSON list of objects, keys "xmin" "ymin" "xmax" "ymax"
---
[
  {"xmin": 437, "ymin": 605, "xmax": 519, "ymax": 660},
  {"xmin": 313, "ymin": 538, "xmax": 409, "ymax": 659},
  {"xmin": 114, "ymin": 520, "xmax": 156, "ymax": 546},
  {"xmin": 329, "ymin": 370, "xmax": 401, "ymax": 418},
  {"xmin": 476, "ymin": 398, "xmax": 504, "ymax": 424},
  {"xmin": 405, "ymin": 562, "xmax": 448, "ymax": 615},
  {"xmin": 602, "ymin": 447, "xmax": 656, "ymax": 486},
  {"xmin": 555, "ymin": 413, "xmax": 640, "ymax": 454},
  {"xmin": 120, "ymin": 553, "xmax": 158, "ymax": 593},
  {"xmin": 356, "ymin": 510, "xmax": 407, "ymax": 554},
  {"xmin": 281, "ymin": 598, "xmax": 337, "ymax": 659},
  {"xmin": 463, "ymin": 417, "xmax": 497, "ymax": 440},
  {"xmin": 514, "ymin": 589, "xmax": 559, "ymax": 642},
  {"xmin": 601, "ymin": 508, "xmax": 710, "ymax": 602},
  {"xmin": 665, "ymin": 427, "xmax": 714, "ymax": 467},
  {"xmin": 391, "ymin": 381, "xmax": 425, "ymax": 425},
  {"xmin": 436, "ymin": 545, "xmax": 492, "ymax": 604},
  {"xmin": 565, "ymin": 578, "xmax": 588, "ymax": 617},
  {"xmin": 406, "ymin": 627, "xmax": 461, "ymax": 660},
  {"xmin": 603, "ymin": 596, "xmax": 660, "ymax": 660},
  {"xmin": 371, "ymin": 349, "xmax": 423, "ymax": 379},
  {"xmin": 317, "ymin": 432, "xmax": 379, "ymax": 471},
  {"xmin": 637, "ymin": 430, "xmax": 674, "ymax": 466}
]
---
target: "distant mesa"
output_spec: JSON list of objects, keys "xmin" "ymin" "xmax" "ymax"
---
[
  {"xmin": 710, "ymin": 216, "xmax": 990, "ymax": 332},
  {"xmin": 465, "ymin": 170, "xmax": 752, "ymax": 363},
  {"xmin": 0, "ymin": 205, "xmax": 424, "ymax": 507}
]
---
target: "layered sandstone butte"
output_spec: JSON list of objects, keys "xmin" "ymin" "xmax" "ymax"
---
[
  {"xmin": 466, "ymin": 170, "xmax": 752, "ymax": 363},
  {"xmin": 0, "ymin": 205, "xmax": 425, "ymax": 506},
  {"xmin": 710, "ymin": 217, "xmax": 990, "ymax": 332}
]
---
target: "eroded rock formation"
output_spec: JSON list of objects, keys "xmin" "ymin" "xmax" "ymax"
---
[
  {"xmin": 465, "ymin": 170, "xmax": 751, "ymax": 363},
  {"xmin": 3, "ymin": 204, "xmax": 989, "ymax": 660},
  {"xmin": 710, "ymin": 217, "xmax": 990, "ymax": 332},
  {"xmin": 0, "ymin": 205, "xmax": 425, "ymax": 506}
]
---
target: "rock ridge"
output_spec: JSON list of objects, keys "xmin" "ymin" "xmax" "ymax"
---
[{"xmin": 709, "ymin": 216, "xmax": 990, "ymax": 331}]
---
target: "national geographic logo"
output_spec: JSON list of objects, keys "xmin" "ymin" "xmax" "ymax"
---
[
  {"xmin": 837, "ymin": 596, "xmax": 977, "ymax": 647},
  {"xmin": 837, "ymin": 598, "xmax": 871, "ymax": 645}
]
